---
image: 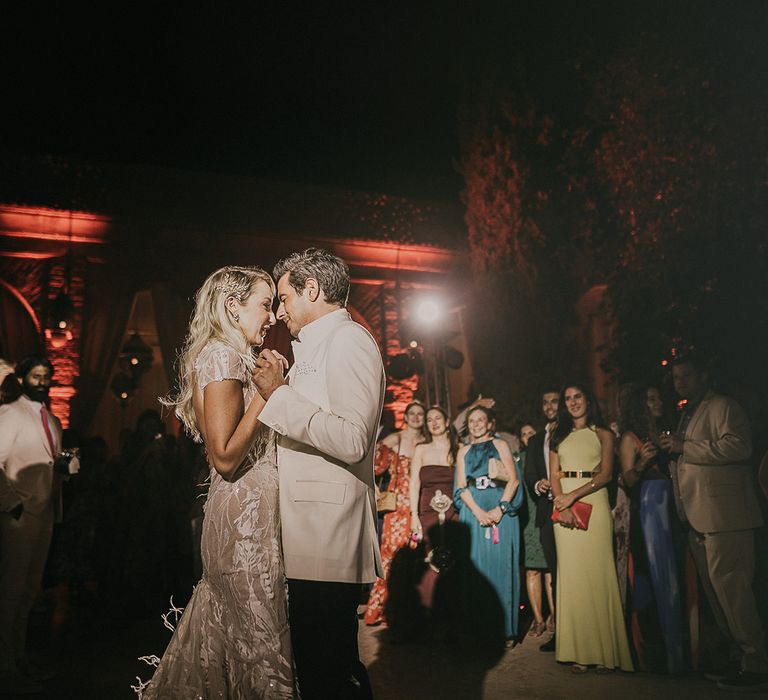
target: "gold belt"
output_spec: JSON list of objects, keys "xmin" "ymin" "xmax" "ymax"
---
[{"xmin": 559, "ymin": 470, "xmax": 595, "ymax": 478}]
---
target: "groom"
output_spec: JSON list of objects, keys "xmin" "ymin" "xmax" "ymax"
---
[{"xmin": 254, "ymin": 248, "xmax": 385, "ymax": 699}]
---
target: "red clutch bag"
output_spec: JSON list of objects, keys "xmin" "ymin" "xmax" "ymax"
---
[{"xmin": 551, "ymin": 501, "xmax": 593, "ymax": 530}]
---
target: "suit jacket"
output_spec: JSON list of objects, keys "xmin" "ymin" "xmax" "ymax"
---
[
  {"xmin": 259, "ymin": 309, "xmax": 385, "ymax": 584},
  {"xmin": 0, "ymin": 395, "xmax": 63, "ymax": 520},
  {"xmin": 670, "ymin": 390, "xmax": 762, "ymax": 533},
  {"xmin": 523, "ymin": 430, "xmax": 552, "ymax": 528}
]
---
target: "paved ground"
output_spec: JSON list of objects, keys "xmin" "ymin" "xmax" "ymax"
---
[
  {"xmin": 360, "ymin": 623, "xmax": 740, "ymax": 700},
  {"xmin": 5, "ymin": 586, "xmax": 747, "ymax": 700}
]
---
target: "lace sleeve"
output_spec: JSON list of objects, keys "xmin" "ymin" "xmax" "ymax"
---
[{"xmin": 195, "ymin": 343, "xmax": 248, "ymax": 392}]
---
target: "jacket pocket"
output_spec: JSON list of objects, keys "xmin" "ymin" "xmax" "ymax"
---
[{"xmin": 293, "ymin": 480, "xmax": 347, "ymax": 505}]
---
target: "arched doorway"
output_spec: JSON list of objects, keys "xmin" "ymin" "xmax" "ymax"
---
[{"xmin": 0, "ymin": 280, "xmax": 42, "ymax": 362}]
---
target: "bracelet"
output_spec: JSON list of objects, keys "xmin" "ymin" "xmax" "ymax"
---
[
  {"xmin": 589, "ymin": 480, "xmax": 596, "ymax": 490},
  {"xmin": 498, "ymin": 500, "xmax": 511, "ymax": 515}
]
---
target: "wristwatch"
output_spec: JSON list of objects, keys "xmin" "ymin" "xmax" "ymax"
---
[{"xmin": 498, "ymin": 500, "xmax": 511, "ymax": 516}]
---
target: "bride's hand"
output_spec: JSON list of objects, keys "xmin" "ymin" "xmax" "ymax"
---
[
  {"xmin": 269, "ymin": 350, "xmax": 290, "ymax": 374},
  {"xmin": 254, "ymin": 350, "xmax": 288, "ymax": 400}
]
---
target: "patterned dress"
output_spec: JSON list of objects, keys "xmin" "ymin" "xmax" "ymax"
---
[
  {"xmin": 143, "ymin": 341, "xmax": 296, "ymax": 699},
  {"xmin": 364, "ymin": 442, "xmax": 411, "ymax": 626}
]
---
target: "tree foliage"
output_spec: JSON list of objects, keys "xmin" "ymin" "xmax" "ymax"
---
[{"xmin": 459, "ymin": 38, "xmax": 768, "ymax": 426}]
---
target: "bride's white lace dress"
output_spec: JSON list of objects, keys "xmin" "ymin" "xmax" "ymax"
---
[{"xmin": 143, "ymin": 341, "xmax": 296, "ymax": 699}]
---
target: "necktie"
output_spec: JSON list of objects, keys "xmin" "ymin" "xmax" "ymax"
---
[{"xmin": 40, "ymin": 406, "xmax": 56, "ymax": 455}]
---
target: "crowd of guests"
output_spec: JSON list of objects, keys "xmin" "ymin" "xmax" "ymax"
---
[
  {"xmin": 365, "ymin": 354, "xmax": 768, "ymax": 692},
  {"xmin": 0, "ymin": 354, "xmax": 207, "ymax": 695},
  {"xmin": 2, "ymin": 346, "xmax": 768, "ymax": 694}
]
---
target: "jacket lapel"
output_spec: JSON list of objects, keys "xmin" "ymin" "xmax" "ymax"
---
[{"xmin": 685, "ymin": 391, "xmax": 714, "ymax": 440}]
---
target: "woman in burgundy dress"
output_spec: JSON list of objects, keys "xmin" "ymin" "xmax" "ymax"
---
[{"xmin": 410, "ymin": 406, "xmax": 459, "ymax": 545}]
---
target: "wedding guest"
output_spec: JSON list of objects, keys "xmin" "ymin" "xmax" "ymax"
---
[
  {"xmin": 365, "ymin": 400, "xmax": 427, "ymax": 626},
  {"xmin": 0, "ymin": 355, "xmax": 63, "ymax": 695},
  {"xmin": 522, "ymin": 387, "xmax": 560, "ymax": 651},
  {"xmin": 550, "ymin": 382, "xmax": 633, "ymax": 673},
  {"xmin": 122, "ymin": 411, "xmax": 179, "ymax": 615},
  {"xmin": 453, "ymin": 394, "xmax": 504, "ymax": 446},
  {"xmin": 454, "ymin": 405, "xmax": 523, "ymax": 643},
  {"xmin": 619, "ymin": 384, "xmax": 684, "ymax": 674},
  {"xmin": 662, "ymin": 355, "xmax": 767, "ymax": 691},
  {"xmin": 519, "ymin": 423, "xmax": 553, "ymax": 638},
  {"xmin": 382, "ymin": 406, "xmax": 459, "ymax": 640},
  {"xmin": 408, "ymin": 407, "xmax": 458, "ymax": 607},
  {"xmin": 0, "ymin": 360, "xmax": 20, "ymax": 406},
  {"xmin": 410, "ymin": 406, "xmax": 458, "ymax": 549}
]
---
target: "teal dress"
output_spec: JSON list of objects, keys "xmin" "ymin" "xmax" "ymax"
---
[{"xmin": 454, "ymin": 440, "xmax": 524, "ymax": 639}]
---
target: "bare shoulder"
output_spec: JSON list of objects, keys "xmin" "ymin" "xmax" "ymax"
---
[
  {"xmin": 619, "ymin": 430, "xmax": 637, "ymax": 448},
  {"xmin": 381, "ymin": 431, "xmax": 400, "ymax": 449},
  {"xmin": 493, "ymin": 437, "xmax": 512, "ymax": 454},
  {"xmin": 596, "ymin": 427, "xmax": 616, "ymax": 445}
]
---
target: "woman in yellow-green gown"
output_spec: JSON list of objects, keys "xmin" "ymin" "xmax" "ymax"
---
[{"xmin": 549, "ymin": 382, "xmax": 633, "ymax": 673}]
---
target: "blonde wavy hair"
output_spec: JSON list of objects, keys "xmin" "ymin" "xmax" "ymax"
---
[{"xmin": 164, "ymin": 265, "xmax": 275, "ymax": 442}]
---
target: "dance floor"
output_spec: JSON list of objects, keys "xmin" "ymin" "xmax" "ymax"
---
[{"xmin": 13, "ymin": 585, "xmax": 733, "ymax": 699}]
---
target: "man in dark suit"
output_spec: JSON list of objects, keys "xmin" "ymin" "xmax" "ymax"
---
[{"xmin": 523, "ymin": 387, "xmax": 560, "ymax": 652}]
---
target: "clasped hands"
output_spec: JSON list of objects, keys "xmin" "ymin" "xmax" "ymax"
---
[
  {"xmin": 253, "ymin": 349, "xmax": 289, "ymax": 400},
  {"xmin": 474, "ymin": 506, "xmax": 502, "ymax": 527}
]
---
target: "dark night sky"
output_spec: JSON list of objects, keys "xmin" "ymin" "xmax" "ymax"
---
[{"xmin": 2, "ymin": 1, "xmax": 766, "ymax": 203}]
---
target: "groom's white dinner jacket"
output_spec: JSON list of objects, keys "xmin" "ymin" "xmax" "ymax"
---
[{"xmin": 259, "ymin": 308, "xmax": 385, "ymax": 583}]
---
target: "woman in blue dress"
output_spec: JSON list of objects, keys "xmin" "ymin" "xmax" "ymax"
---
[
  {"xmin": 454, "ymin": 406, "xmax": 523, "ymax": 642},
  {"xmin": 618, "ymin": 384, "xmax": 685, "ymax": 674}
]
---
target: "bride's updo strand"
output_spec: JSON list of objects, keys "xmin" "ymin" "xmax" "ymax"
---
[{"xmin": 162, "ymin": 265, "xmax": 275, "ymax": 442}]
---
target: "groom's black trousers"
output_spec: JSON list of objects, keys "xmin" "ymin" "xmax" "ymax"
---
[{"xmin": 287, "ymin": 578, "xmax": 373, "ymax": 700}]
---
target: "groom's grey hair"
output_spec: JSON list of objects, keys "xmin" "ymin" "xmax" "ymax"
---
[{"xmin": 273, "ymin": 248, "xmax": 350, "ymax": 307}]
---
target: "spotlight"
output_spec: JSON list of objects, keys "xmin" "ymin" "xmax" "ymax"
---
[
  {"xmin": 409, "ymin": 340, "xmax": 418, "ymax": 348},
  {"xmin": 416, "ymin": 300, "xmax": 441, "ymax": 325}
]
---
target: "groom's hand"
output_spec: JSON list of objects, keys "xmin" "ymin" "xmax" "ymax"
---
[{"xmin": 253, "ymin": 349, "xmax": 288, "ymax": 400}]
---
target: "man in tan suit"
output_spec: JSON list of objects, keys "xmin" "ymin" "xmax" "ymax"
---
[
  {"xmin": 662, "ymin": 356, "xmax": 767, "ymax": 691},
  {"xmin": 0, "ymin": 355, "xmax": 64, "ymax": 695},
  {"xmin": 255, "ymin": 249, "xmax": 385, "ymax": 700}
]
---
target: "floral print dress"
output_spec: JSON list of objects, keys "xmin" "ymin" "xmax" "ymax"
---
[{"xmin": 364, "ymin": 442, "xmax": 412, "ymax": 626}]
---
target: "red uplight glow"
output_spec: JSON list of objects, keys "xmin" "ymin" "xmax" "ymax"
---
[{"xmin": 0, "ymin": 206, "xmax": 108, "ymax": 244}]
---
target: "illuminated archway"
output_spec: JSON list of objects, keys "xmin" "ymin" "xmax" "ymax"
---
[{"xmin": 0, "ymin": 279, "xmax": 43, "ymax": 360}]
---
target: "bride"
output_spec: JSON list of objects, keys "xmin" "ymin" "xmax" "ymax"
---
[{"xmin": 144, "ymin": 266, "xmax": 296, "ymax": 699}]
